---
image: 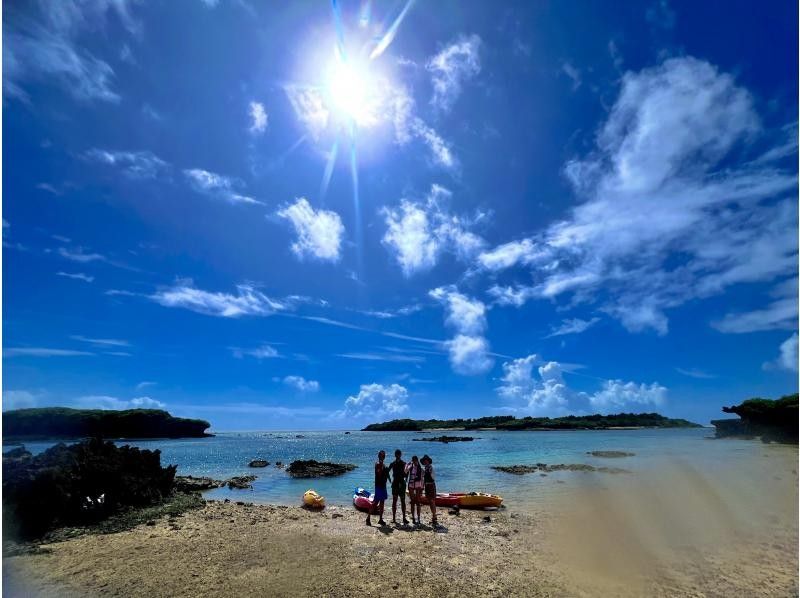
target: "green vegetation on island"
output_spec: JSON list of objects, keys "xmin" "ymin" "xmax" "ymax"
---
[
  {"xmin": 363, "ymin": 412, "xmax": 701, "ymax": 431},
  {"xmin": 711, "ymin": 393, "xmax": 798, "ymax": 443},
  {"xmin": 2, "ymin": 408, "xmax": 212, "ymax": 440}
]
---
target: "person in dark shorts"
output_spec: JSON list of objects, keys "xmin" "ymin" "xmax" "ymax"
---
[
  {"xmin": 387, "ymin": 449, "xmax": 408, "ymax": 526},
  {"xmin": 421, "ymin": 454, "xmax": 438, "ymax": 527},
  {"xmin": 367, "ymin": 450, "xmax": 389, "ymax": 526}
]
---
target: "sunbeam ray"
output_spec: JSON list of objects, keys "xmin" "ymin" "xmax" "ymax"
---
[
  {"xmin": 369, "ymin": 0, "xmax": 415, "ymax": 60},
  {"xmin": 319, "ymin": 139, "xmax": 339, "ymax": 205}
]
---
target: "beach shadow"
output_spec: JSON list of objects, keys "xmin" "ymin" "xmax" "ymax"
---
[{"xmin": 376, "ymin": 525, "xmax": 394, "ymax": 536}]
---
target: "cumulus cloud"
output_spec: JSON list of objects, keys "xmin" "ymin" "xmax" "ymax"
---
[
  {"xmin": 497, "ymin": 354, "xmax": 667, "ymax": 414},
  {"xmin": 248, "ymin": 101, "xmax": 268, "ymax": 134},
  {"xmin": 382, "ymin": 185, "xmax": 485, "ymax": 275},
  {"xmin": 344, "ymin": 383, "xmax": 409, "ymax": 418},
  {"xmin": 282, "ymin": 376, "xmax": 320, "ymax": 392},
  {"xmin": 277, "ymin": 198, "xmax": 344, "ymax": 262},
  {"xmin": 764, "ymin": 333, "xmax": 798, "ymax": 372},
  {"xmin": 150, "ymin": 280, "xmax": 288, "ymax": 318},
  {"xmin": 427, "ymin": 34, "xmax": 481, "ymax": 111},
  {"xmin": 84, "ymin": 149, "xmax": 168, "ymax": 179},
  {"xmin": 477, "ymin": 57, "xmax": 797, "ymax": 336},
  {"xmin": 184, "ymin": 169, "xmax": 261, "ymax": 205},
  {"xmin": 430, "ymin": 286, "xmax": 493, "ymax": 375}
]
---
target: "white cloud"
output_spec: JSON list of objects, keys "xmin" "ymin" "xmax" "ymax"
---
[
  {"xmin": 76, "ymin": 395, "xmax": 166, "ymax": 410},
  {"xmin": 277, "ymin": 198, "xmax": 344, "ymax": 262},
  {"xmin": 675, "ymin": 367, "xmax": 716, "ymax": 379},
  {"xmin": 478, "ymin": 57, "xmax": 797, "ymax": 336},
  {"xmin": 382, "ymin": 185, "xmax": 485, "ymax": 275},
  {"xmin": 764, "ymin": 333, "xmax": 798, "ymax": 372},
  {"xmin": 337, "ymin": 352, "xmax": 425, "ymax": 364},
  {"xmin": 184, "ymin": 169, "xmax": 262, "ymax": 205},
  {"xmin": 136, "ymin": 381, "xmax": 156, "ymax": 390},
  {"xmin": 712, "ymin": 278, "xmax": 797, "ymax": 333},
  {"xmin": 588, "ymin": 380, "xmax": 667, "ymax": 410},
  {"xmin": 497, "ymin": 354, "xmax": 667, "ymax": 414},
  {"xmin": 5, "ymin": 347, "xmax": 94, "ymax": 357},
  {"xmin": 487, "ymin": 285, "xmax": 537, "ymax": 308},
  {"xmin": 57, "ymin": 271, "xmax": 94, "ymax": 283},
  {"xmin": 58, "ymin": 247, "xmax": 106, "ymax": 263},
  {"xmin": 231, "ymin": 344, "xmax": 281, "ymax": 359},
  {"xmin": 150, "ymin": 281, "xmax": 288, "ymax": 318},
  {"xmin": 283, "ymin": 376, "xmax": 320, "ymax": 392},
  {"xmin": 84, "ymin": 149, "xmax": 168, "ymax": 179},
  {"xmin": 344, "ymin": 383, "xmax": 409, "ymax": 418},
  {"xmin": 430, "ymin": 287, "xmax": 493, "ymax": 375},
  {"xmin": 547, "ymin": 317, "xmax": 601, "ymax": 337},
  {"xmin": 285, "ymin": 86, "xmax": 330, "ymax": 141},
  {"xmin": 248, "ymin": 101, "xmax": 268, "ymax": 134},
  {"xmin": 427, "ymin": 34, "xmax": 481, "ymax": 112},
  {"xmin": 3, "ymin": 390, "xmax": 39, "ymax": 411},
  {"xmin": 561, "ymin": 62, "xmax": 582, "ymax": 91},
  {"xmin": 70, "ymin": 335, "xmax": 129, "ymax": 347},
  {"xmin": 410, "ymin": 119, "xmax": 457, "ymax": 169}
]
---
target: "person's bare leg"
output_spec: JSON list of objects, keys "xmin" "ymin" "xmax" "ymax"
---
[
  {"xmin": 401, "ymin": 494, "xmax": 407, "ymax": 524},
  {"xmin": 391, "ymin": 495, "xmax": 398, "ymax": 523},
  {"xmin": 378, "ymin": 500, "xmax": 386, "ymax": 525},
  {"xmin": 430, "ymin": 501, "xmax": 437, "ymax": 526}
]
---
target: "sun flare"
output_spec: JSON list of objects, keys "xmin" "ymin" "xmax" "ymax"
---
[{"xmin": 325, "ymin": 58, "xmax": 377, "ymax": 127}]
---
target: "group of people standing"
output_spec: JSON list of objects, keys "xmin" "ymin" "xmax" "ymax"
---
[{"xmin": 368, "ymin": 449, "xmax": 438, "ymax": 528}]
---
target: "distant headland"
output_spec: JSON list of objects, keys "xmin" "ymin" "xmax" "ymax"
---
[
  {"xmin": 711, "ymin": 393, "xmax": 798, "ymax": 444},
  {"xmin": 2, "ymin": 408, "xmax": 212, "ymax": 440},
  {"xmin": 362, "ymin": 412, "xmax": 701, "ymax": 432}
]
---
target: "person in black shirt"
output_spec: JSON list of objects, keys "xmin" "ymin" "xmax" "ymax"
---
[{"xmin": 387, "ymin": 449, "xmax": 409, "ymax": 526}]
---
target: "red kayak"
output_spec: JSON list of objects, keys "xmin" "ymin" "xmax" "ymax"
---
[
  {"xmin": 353, "ymin": 488, "xmax": 378, "ymax": 513},
  {"xmin": 410, "ymin": 491, "xmax": 461, "ymax": 508}
]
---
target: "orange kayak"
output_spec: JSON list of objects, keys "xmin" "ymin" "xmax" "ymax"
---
[
  {"xmin": 409, "ymin": 491, "xmax": 461, "ymax": 508},
  {"xmin": 452, "ymin": 492, "xmax": 503, "ymax": 509}
]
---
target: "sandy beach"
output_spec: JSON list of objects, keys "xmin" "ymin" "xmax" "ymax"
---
[{"xmin": 5, "ymin": 462, "xmax": 798, "ymax": 598}]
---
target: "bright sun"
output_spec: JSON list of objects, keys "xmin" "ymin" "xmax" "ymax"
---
[{"xmin": 325, "ymin": 59, "xmax": 376, "ymax": 127}]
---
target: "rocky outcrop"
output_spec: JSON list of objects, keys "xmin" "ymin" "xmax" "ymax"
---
[
  {"xmin": 712, "ymin": 394, "xmax": 798, "ymax": 443},
  {"xmin": 587, "ymin": 451, "xmax": 635, "ymax": 458},
  {"xmin": 226, "ymin": 476, "xmax": 257, "ymax": 489},
  {"xmin": 492, "ymin": 463, "xmax": 629, "ymax": 475},
  {"xmin": 174, "ymin": 476, "xmax": 225, "ymax": 492},
  {"xmin": 248, "ymin": 460, "xmax": 269, "ymax": 468},
  {"xmin": 286, "ymin": 460, "xmax": 357, "ymax": 478},
  {"xmin": 3, "ymin": 438, "xmax": 175, "ymax": 540},
  {"xmin": 413, "ymin": 436, "xmax": 477, "ymax": 443}
]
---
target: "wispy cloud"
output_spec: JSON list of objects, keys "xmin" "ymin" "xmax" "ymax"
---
[
  {"xmin": 70, "ymin": 335, "xmax": 130, "ymax": 347},
  {"xmin": 277, "ymin": 198, "xmax": 344, "ymax": 262},
  {"xmin": 712, "ymin": 278, "xmax": 797, "ymax": 333},
  {"xmin": 427, "ymin": 34, "xmax": 482, "ymax": 112},
  {"xmin": 561, "ymin": 62, "xmax": 582, "ymax": 91},
  {"xmin": 76, "ymin": 395, "xmax": 166, "ymax": 410},
  {"xmin": 57, "ymin": 271, "xmax": 94, "ymax": 283},
  {"xmin": 337, "ymin": 352, "xmax": 425, "ymax": 364},
  {"xmin": 231, "ymin": 344, "xmax": 281, "ymax": 359},
  {"xmin": 477, "ymin": 57, "xmax": 797, "ymax": 336},
  {"xmin": 675, "ymin": 367, "xmax": 716, "ymax": 379},
  {"xmin": 546, "ymin": 317, "xmax": 600, "ymax": 338},
  {"xmin": 281, "ymin": 375, "xmax": 320, "ymax": 392},
  {"xmin": 184, "ymin": 169, "xmax": 262, "ymax": 205},
  {"xmin": 58, "ymin": 247, "xmax": 106, "ymax": 263},
  {"xmin": 5, "ymin": 347, "xmax": 94, "ymax": 357},
  {"xmin": 150, "ymin": 280, "xmax": 289, "ymax": 318},
  {"xmin": 84, "ymin": 149, "xmax": 169, "ymax": 179}
]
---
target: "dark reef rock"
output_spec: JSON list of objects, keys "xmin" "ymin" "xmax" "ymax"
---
[
  {"xmin": 226, "ymin": 476, "xmax": 257, "ymax": 490},
  {"xmin": 587, "ymin": 451, "xmax": 635, "ymax": 458},
  {"xmin": 174, "ymin": 476, "xmax": 225, "ymax": 492},
  {"xmin": 412, "ymin": 436, "xmax": 477, "ymax": 443},
  {"xmin": 286, "ymin": 460, "xmax": 357, "ymax": 478},
  {"xmin": 248, "ymin": 460, "xmax": 269, "ymax": 468},
  {"xmin": 3, "ymin": 407, "xmax": 212, "ymax": 440},
  {"xmin": 712, "ymin": 394, "xmax": 798, "ymax": 444},
  {"xmin": 492, "ymin": 463, "xmax": 629, "ymax": 475},
  {"xmin": 3, "ymin": 438, "xmax": 176, "ymax": 540},
  {"xmin": 3, "ymin": 446, "xmax": 32, "ymax": 462}
]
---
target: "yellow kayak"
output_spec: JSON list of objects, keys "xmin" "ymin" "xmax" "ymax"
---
[
  {"xmin": 303, "ymin": 490, "xmax": 325, "ymax": 509},
  {"xmin": 455, "ymin": 492, "xmax": 503, "ymax": 509}
]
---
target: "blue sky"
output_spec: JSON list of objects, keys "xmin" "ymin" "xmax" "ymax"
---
[{"xmin": 3, "ymin": 0, "xmax": 797, "ymax": 430}]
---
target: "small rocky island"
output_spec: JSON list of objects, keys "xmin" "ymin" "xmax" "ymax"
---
[
  {"xmin": 711, "ymin": 393, "xmax": 798, "ymax": 443},
  {"xmin": 3, "ymin": 407, "xmax": 212, "ymax": 440},
  {"xmin": 493, "ymin": 463, "xmax": 629, "ymax": 475},
  {"xmin": 412, "ymin": 435, "xmax": 477, "ymax": 443},
  {"xmin": 286, "ymin": 460, "xmax": 357, "ymax": 478}
]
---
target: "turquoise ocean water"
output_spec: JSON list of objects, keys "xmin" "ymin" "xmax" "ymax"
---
[{"xmin": 8, "ymin": 428, "xmax": 789, "ymax": 508}]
